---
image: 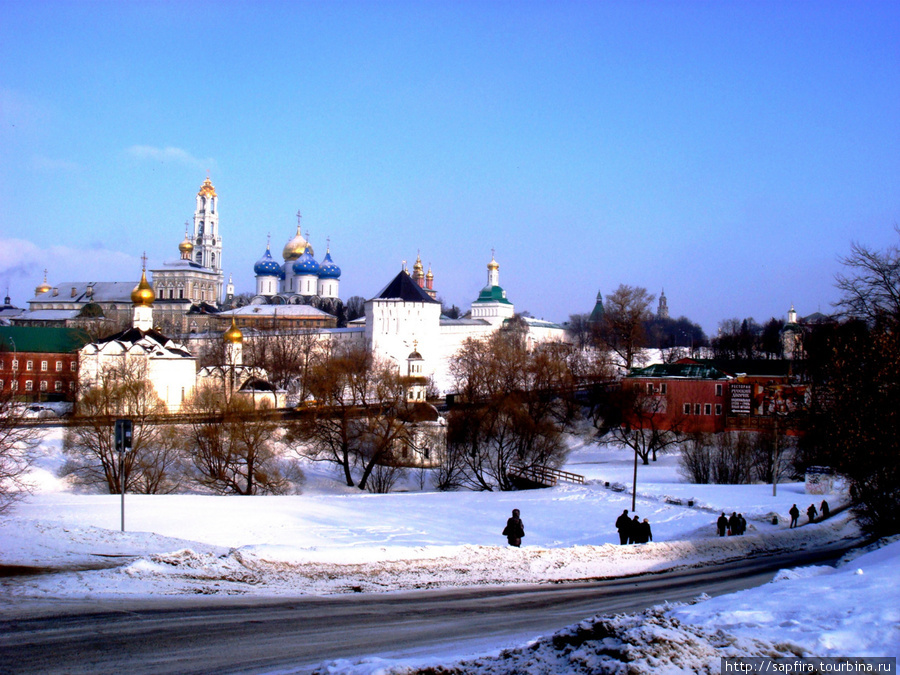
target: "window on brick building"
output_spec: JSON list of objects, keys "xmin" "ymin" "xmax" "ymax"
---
[
  {"xmin": 26, "ymin": 360, "xmax": 33, "ymax": 371},
  {"xmin": 41, "ymin": 361, "xmax": 48, "ymax": 371},
  {"xmin": 660, "ymin": 383, "xmax": 667, "ymax": 395},
  {"xmin": 716, "ymin": 384, "xmax": 723, "ymax": 396},
  {"xmin": 56, "ymin": 361, "xmax": 63, "ymax": 372},
  {"xmin": 70, "ymin": 362, "xmax": 76, "ymax": 371},
  {"xmin": 647, "ymin": 383, "xmax": 654, "ymax": 394},
  {"xmin": 715, "ymin": 404, "xmax": 722, "ymax": 415},
  {"xmin": 695, "ymin": 403, "xmax": 702, "ymax": 415},
  {"xmin": 40, "ymin": 381, "xmax": 48, "ymax": 392},
  {"xmin": 704, "ymin": 403, "xmax": 711, "ymax": 415},
  {"xmin": 25, "ymin": 380, "xmax": 33, "ymax": 391},
  {"xmin": 55, "ymin": 381, "xmax": 63, "ymax": 392},
  {"xmin": 683, "ymin": 403, "xmax": 691, "ymax": 415},
  {"xmin": 11, "ymin": 381, "xmax": 17, "ymax": 391},
  {"xmin": 12, "ymin": 359, "xmax": 18, "ymax": 370}
]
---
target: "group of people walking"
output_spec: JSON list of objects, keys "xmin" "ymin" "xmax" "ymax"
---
[
  {"xmin": 716, "ymin": 512, "xmax": 747, "ymax": 536},
  {"xmin": 614, "ymin": 509, "xmax": 653, "ymax": 544},
  {"xmin": 789, "ymin": 500, "xmax": 830, "ymax": 528}
]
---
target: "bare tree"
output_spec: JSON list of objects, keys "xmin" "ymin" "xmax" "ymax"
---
[
  {"xmin": 595, "ymin": 285, "xmax": 655, "ymax": 369},
  {"xmin": 446, "ymin": 333, "xmax": 571, "ymax": 490},
  {"xmin": 63, "ymin": 360, "xmax": 182, "ymax": 494},
  {"xmin": 603, "ymin": 383, "xmax": 684, "ymax": 465},
  {"xmin": 285, "ymin": 344, "xmax": 372, "ymax": 487},
  {"xmin": 835, "ymin": 227, "xmax": 900, "ymax": 323},
  {"xmin": 245, "ymin": 329, "xmax": 323, "ymax": 401},
  {"xmin": 0, "ymin": 389, "xmax": 43, "ymax": 514},
  {"xmin": 182, "ymin": 386, "xmax": 293, "ymax": 495}
]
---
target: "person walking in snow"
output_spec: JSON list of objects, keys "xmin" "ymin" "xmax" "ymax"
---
[
  {"xmin": 820, "ymin": 500, "xmax": 830, "ymax": 519},
  {"xmin": 737, "ymin": 514, "xmax": 746, "ymax": 535},
  {"xmin": 728, "ymin": 512, "xmax": 739, "ymax": 536},
  {"xmin": 717, "ymin": 512, "xmax": 728, "ymax": 537},
  {"xmin": 502, "ymin": 508, "xmax": 525, "ymax": 547},
  {"xmin": 630, "ymin": 515, "xmax": 640, "ymax": 544},
  {"xmin": 615, "ymin": 509, "xmax": 631, "ymax": 545},
  {"xmin": 807, "ymin": 503, "xmax": 818, "ymax": 523},
  {"xmin": 789, "ymin": 504, "xmax": 800, "ymax": 528},
  {"xmin": 638, "ymin": 518, "xmax": 652, "ymax": 543}
]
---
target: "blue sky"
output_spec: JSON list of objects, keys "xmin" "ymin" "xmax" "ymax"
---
[{"xmin": 1, "ymin": 1, "xmax": 898, "ymax": 333}]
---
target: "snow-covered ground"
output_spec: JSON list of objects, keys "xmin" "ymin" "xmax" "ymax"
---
[{"xmin": 1, "ymin": 428, "xmax": 896, "ymax": 673}]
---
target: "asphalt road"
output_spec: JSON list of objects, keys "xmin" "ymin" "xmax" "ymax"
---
[{"xmin": 0, "ymin": 540, "xmax": 860, "ymax": 675}]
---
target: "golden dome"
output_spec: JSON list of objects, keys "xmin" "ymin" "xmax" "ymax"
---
[
  {"xmin": 131, "ymin": 270, "xmax": 155, "ymax": 306},
  {"xmin": 198, "ymin": 177, "xmax": 216, "ymax": 198},
  {"xmin": 178, "ymin": 233, "xmax": 194, "ymax": 255},
  {"xmin": 413, "ymin": 255, "xmax": 424, "ymax": 274},
  {"xmin": 224, "ymin": 317, "xmax": 243, "ymax": 344},
  {"xmin": 426, "ymin": 266, "xmax": 434, "ymax": 280},
  {"xmin": 35, "ymin": 269, "xmax": 51, "ymax": 295},
  {"xmin": 487, "ymin": 256, "xmax": 500, "ymax": 271},
  {"xmin": 283, "ymin": 225, "xmax": 309, "ymax": 261}
]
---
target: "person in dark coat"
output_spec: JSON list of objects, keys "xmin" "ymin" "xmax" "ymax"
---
[
  {"xmin": 789, "ymin": 504, "xmax": 800, "ymax": 528},
  {"xmin": 717, "ymin": 512, "xmax": 728, "ymax": 536},
  {"xmin": 615, "ymin": 509, "xmax": 631, "ymax": 545},
  {"xmin": 503, "ymin": 508, "xmax": 524, "ymax": 547},
  {"xmin": 820, "ymin": 500, "xmax": 830, "ymax": 519},
  {"xmin": 728, "ymin": 512, "xmax": 739, "ymax": 536},
  {"xmin": 638, "ymin": 518, "xmax": 652, "ymax": 543},
  {"xmin": 737, "ymin": 514, "xmax": 746, "ymax": 535},
  {"xmin": 630, "ymin": 515, "xmax": 640, "ymax": 544},
  {"xmin": 807, "ymin": 503, "xmax": 818, "ymax": 523}
]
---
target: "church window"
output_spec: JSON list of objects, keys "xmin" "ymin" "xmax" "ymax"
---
[
  {"xmin": 211, "ymin": 253, "xmax": 216, "ymax": 269},
  {"xmin": 179, "ymin": 288, "xmax": 184, "ymax": 299},
  {"xmin": 168, "ymin": 289, "xmax": 174, "ymax": 299},
  {"xmin": 158, "ymin": 289, "xmax": 163, "ymax": 299}
]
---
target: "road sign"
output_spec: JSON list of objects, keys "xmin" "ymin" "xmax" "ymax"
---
[{"xmin": 115, "ymin": 419, "xmax": 133, "ymax": 453}]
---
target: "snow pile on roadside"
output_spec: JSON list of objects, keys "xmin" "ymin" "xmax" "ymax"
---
[
  {"xmin": 1, "ymin": 513, "xmax": 860, "ymax": 599},
  {"xmin": 312, "ymin": 540, "xmax": 900, "ymax": 674}
]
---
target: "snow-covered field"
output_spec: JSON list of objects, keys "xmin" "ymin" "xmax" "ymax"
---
[{"xmin": 1, "ymin": 428, "xmax": 897, "ymax": 673}]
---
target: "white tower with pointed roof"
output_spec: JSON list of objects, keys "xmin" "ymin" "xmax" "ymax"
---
[{"xmin": 192, "ymin": 177, "xmax": 224, "ymax": 302}]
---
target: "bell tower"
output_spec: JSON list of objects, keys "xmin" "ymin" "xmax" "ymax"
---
[{"xmin": 193, "ymin": 177, "xmax": 224, "ymax": 301}]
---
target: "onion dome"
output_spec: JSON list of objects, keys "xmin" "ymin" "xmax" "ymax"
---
[
  {"xmin": 318, "ymin": 249, "xmax": 341, "ymax": 279},
  {"xmin": 178, "ymin": 228, "xmax": 194, "ymax": 258},
  {"xmin": 131, "ymin": 269, "xmax": 155, "ymax": 306},
  {"xmin": 426, "ymin": 266, "xmax": 434, "ymax": 282},
  {"xmin": 224, "ymin": 317, "xmax": 243, "ymax": 344},
  {"xmin": 413, "ymin": 255, "xmax": 424, "ymax": 276},
  {"xmin": 254, "ymin": 246, "xmax": 283, "ymax": 278},
  {"xmin": 35, "ymin": 269, "xmax": 51, "ymax": 295},
  {"xmin": 293, "ymin": 247, "xmax": 320, "ymax": 275},
  {"xmin": 283, "ymin": 225, "xmax": 309, "ymax": 261},
  {"xmin": 198, "ymin": 177, "xmax": 216, "ymax": 198},
  {"xmin": 487, "ymin": 256, "xmax": 499, "ymax": 271}
]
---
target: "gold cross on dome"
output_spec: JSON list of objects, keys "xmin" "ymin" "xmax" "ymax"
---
[{"xmin": 141, "ymin": 251, "xmax": 148, "ymax": 271}]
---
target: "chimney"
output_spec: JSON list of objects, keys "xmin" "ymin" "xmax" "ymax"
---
[{"xmin": 71, "ymin": 287, "xmax": 77, "ymax": 298}]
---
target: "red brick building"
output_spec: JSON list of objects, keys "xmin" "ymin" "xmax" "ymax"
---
[
  {"xmin": 0, "ymin": 326, "xmax": 91, "ymax": 401},
  {"xmin": 624, "ymin": 359, "xmax": 803, "ymax": 435},
  {"xmin": 625, "ymin": 362, "xmax": 731, "ymax": 433}
]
